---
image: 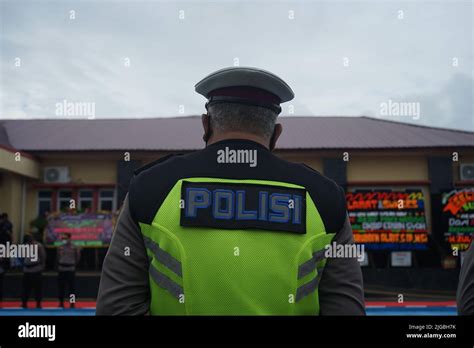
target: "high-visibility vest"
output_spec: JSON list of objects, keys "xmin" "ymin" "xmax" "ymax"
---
[{"xmin": 140, "ymin": 177, "xmax": 335, "ymax": 315}]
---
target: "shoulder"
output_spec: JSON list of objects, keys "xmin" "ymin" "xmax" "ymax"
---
[
  {"xmin": 133, "ymin": 154, "xmax": 182, "ymax": 176},
  {"xmin": 285, "ymin": 160, "xmax": 347, "ymax": 234},
  {"xmin": 130, "ymin": 152, "xmax": 197, "ymax": 190},
  {"xmin": 128, "ymin": 152, "xmax": 199, "ymax": 224}
]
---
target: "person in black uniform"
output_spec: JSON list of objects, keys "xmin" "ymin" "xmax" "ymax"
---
[
  {"xmin": 22, "ymin": 234, "xmax": 46, "ymax": 309},
  {"xmin": 57, "ymin": 233, "xmax": 80, "ymax": 308},
  {"xmin": 97, "ymin": 67, "xmax": 365, "ymax": 315},
  {"xmin": 0, "ymin": 213, "xmax": 12, "ymax": 306}
]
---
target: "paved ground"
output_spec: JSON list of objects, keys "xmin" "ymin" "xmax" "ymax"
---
[{"xmin": 0, "ymin": 300, "xmax": 458, "ymax": 316}]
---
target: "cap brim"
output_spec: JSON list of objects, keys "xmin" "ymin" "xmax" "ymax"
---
[{"xmin": 195, "ymin": 66, "xmax": 295, "ymax": 103}]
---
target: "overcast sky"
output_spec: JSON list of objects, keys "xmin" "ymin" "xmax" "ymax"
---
[{"xmin": 0, "ymin": 0, "xmax": 472, "ymax": 130}]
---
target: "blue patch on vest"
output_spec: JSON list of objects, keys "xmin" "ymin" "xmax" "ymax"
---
[{"xmin": 180, "ymin": 181, "xmax": 306, "ymax": 234}]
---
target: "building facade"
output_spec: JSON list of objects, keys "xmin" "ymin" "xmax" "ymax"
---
[{"xmin": 1, "ymin": 116, "xmax": 473, "ymax": 269}]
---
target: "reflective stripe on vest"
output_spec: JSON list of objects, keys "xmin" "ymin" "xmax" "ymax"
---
[
  {"xmin": 296, "ymin": 249, "xmax": 327, "ymax": 302},
  {"xmin": 298, "ymin": 249, "xmax": 326, "ymax": 279},
  {"xmin": 143, "ymin": 235, "xmax": 182, "ymax": 277},
  {"xmin": 149, "ymin": 264, "xmax": 184, "ymax": 299},
  {"xmin": 296, "ymin": 275, "xmax": 319, "ymax": 302}
]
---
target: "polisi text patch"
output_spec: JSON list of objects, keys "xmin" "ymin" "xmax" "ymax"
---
[{"xmin": 180, "ymin": 181, "xmax": 306, "ymax": 234}]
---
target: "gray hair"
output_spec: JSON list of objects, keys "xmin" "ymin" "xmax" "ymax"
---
[{"xmin": 207, "ymin": 102, "xmax": 278, "ymax": 139}]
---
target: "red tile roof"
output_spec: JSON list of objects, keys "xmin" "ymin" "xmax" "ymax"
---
[{"xmin": 1, "ymin": 116, "xmax": 473, "ymax": 151}]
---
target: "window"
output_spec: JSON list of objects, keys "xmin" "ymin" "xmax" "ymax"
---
[
  {"xmin": 38, "ymin": 190, "xmax": 52, "ymax": 216},
  {"xmin": 78, "ymin": 189, "xmax": 93, "ymax": 210},
  {"xmin": 58, "ymin": 190, "xmax": 73, "ymax": 211},
  {"xmin": 99, "ymin": 189, "xmax": 116, "ymax": 211}
]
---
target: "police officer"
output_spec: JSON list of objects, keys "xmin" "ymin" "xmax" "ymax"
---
[
  {"xmin": 22, "ymin": 234, "xmax": 46, "ymax": 309},
  {"xmin": 0, "ymin": 213, "xmax": 12, "ymax": 306},
  {"xmin": 57, "ymin": 233, "xmax": 81, "ymax": 308},
  {"xmin": 97, "ymin": 67, "xmax": 365, "ymax": 315}
]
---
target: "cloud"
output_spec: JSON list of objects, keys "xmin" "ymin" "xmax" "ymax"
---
[
  {"xmin": 374, "ymin": 73, "xmax": 473, "ymax": 131},
  {"xmin": 0, "ymin": 0, "xmax": 472, "ymax": 132}
]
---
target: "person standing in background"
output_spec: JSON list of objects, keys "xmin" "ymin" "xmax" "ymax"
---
[
  {"xmin": 0, "ymin": 213, "xmax": 13, "ymax": 238},
  {"xmin": 57, "ymin": 233, "xmax": 81, "ymax": 308},
  {"xmin": 21, "ymin": 234, "xmax": 46, "ymax": 309},
  {"xmin": 0, "ymin": 213, "xmax": 12, "ymax": 307}
]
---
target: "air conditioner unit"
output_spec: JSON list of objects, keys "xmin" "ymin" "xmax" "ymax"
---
[
  {"xmin": 43, "ymin": 167, "xmax": 70, "ymax": 183},
  {"xmin": 460, "ymin": 164, "xmax": 474, "ymax": 181}
]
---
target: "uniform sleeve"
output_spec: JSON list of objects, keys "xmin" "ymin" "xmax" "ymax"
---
[
  {"xmin": 96, "ymin": 195, "xmax": 150, "ymax": 315},
  {"xmin": 457, "ymin": 242, "xmax": 474, "ymax": 315},
  {"xmin": 318, "ymin": 213, "xmax": 366, "ymax": 315}
]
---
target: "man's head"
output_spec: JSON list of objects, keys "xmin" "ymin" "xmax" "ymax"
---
[
  {"xmin": 202, "ymin": 102, "xmax": 282, "ymax": 150},
  {"xmin": 195, "ymin": 67, "xmax": 294, "ymax": 150}
]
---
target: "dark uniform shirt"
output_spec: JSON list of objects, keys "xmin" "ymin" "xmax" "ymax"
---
[{"xmin": 97, "ymin": 139, "xmax": 365, "ymax": 315}]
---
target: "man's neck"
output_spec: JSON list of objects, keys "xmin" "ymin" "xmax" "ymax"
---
[{"xmin": 207, "ymin": 132, "xmax": 269, "ymax": 149}]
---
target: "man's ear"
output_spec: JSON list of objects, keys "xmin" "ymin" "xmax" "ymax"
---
[
  {"xmin": 202, "ymin": 113, "xmax": 211, "ymax": 143},
  {"xmin": 269, "ymin": 123, "xmax": 282, "ymax": 151}
]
